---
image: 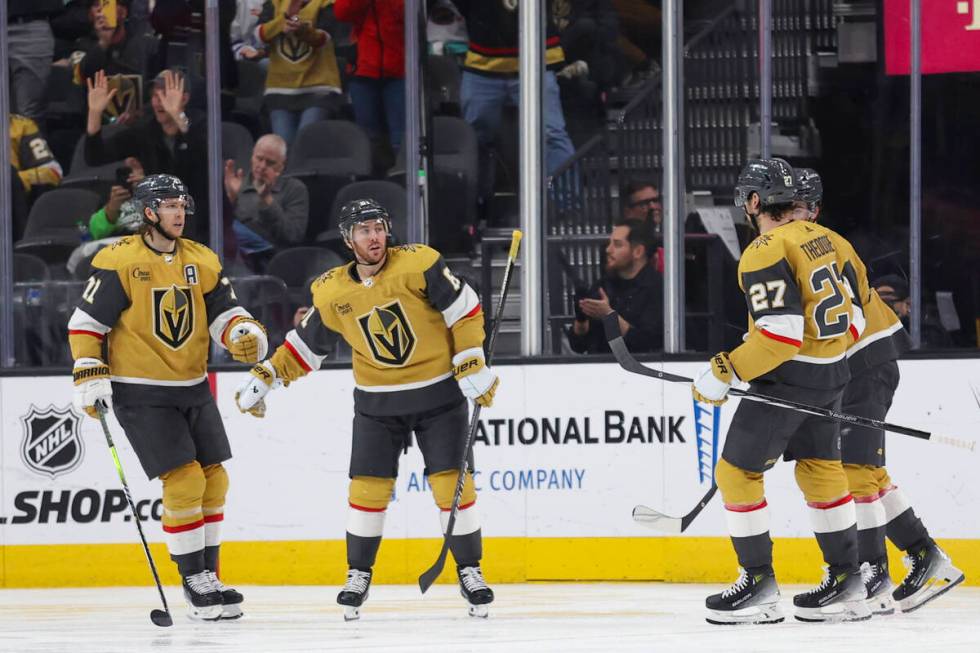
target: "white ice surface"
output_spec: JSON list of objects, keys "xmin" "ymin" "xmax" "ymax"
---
[{"xmin": 0, "ymin": 583, "xmax": 977, "ymax": 653}]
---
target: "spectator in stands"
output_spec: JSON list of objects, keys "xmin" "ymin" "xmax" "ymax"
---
[
  {"xmin": 224, "ymin": 134, "xmax": 309, "ymax": 273},
  {"xmin": 454, "ymin": 0, "xmax": 577, "ymax": 200},
  {"xmin": 622, "ymin": 176, "xmax": 662, "ymax": 232},
  {"xmin": 232, "ymin": 0, "xmax": 269, "ymax": 63},
  {"xmin": 10, "ymin": 114, "xmax": 64, "ymax": 200},
  {"xmin": 567, "ymin": 218, "xmax": 662, "ymax": 353},
  {"xmin": 84, "ymin": 68, "xmax": 210, "ymax": 242},
  {"xmin": 256, "ymin": 0, "xmax": 343, "ymax": 146},
  {"xmin": 8, "ymin": 1, "xmax": 64, "ymax": 121},
  {"xmin": 8, "ymin": 113, "xmax": 62, "ymax": 241},
  {"xmin": 873, "ymin": 274, "xmax": 954, "ymax": 348},
  {"xmin": 74, "ymin": 0, "xmax": 163, "ymax": 126},
  {"xmin": 556, "ymin": 0, "xmax": 622, "ymax": 97},
  {"xmin": 613, "ymin": 0, "xmax": 661, "ymax": 86},
  {"xmin": 334, "ymin": 0, "xmax": 406, "ymax": 166},
  {"xmin": 66, "ymin": 157, "xmax": 147, "ymax": 275}
]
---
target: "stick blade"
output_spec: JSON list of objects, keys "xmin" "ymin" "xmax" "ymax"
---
[
  {"xmin": 632, "ymin": 505, "xmax": 683, "ymax": 534},
  {"xmin": 150, "ymin": 609, "xmax": 173, "ymax": 627},
  {"xmin": 418, "ymin": 563, "xmax": 442, "ymax": 594}
]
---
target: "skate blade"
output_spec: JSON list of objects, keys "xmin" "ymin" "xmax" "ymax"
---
[
  {"xmin": 794, "ymin": 600, "xmax": 872, "ymax": 623},
  {"xmin": 186, "ymin": 605, "xmax": 224, "ymax": 622},
  {"xmin": 343, "ymin": 606, "xmax": 362, "ymax": 622},
  {"xmin": 898, "ymin": 572, "xmax": 965, "ymax": 613},
  {"xmin": 706, "ymin": 604, "xmax": 784, "ymax": 625},
  {"xmin": 220, "ymin": 604, "xmax": 244, "ymax": 620},
  {"xmin": 468, "ymin": 604, "xmax": 490, "ymax": 618},
  {"xmin": 866, "ymin": 592, "xmax": 895, "ymax": 616}
]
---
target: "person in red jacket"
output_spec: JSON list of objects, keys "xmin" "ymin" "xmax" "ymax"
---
[{"xmin": 334, "ymin": 0, "xmax": 405, "ymax": 163}]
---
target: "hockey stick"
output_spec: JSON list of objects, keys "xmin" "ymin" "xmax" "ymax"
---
[
  {"xmin": 601, "ymin": 312, "xmax": 975, "ymax": 451},
  {"xmin": 418, "ymin": 230, "xmax": 522, "ymax": 593},
  {"xmin": 96, "ymin": 405, "xmax": 174, "ymax": 627},
  {"xmin": 632, "ymin": 485, "xmax": 717, "ymax": 534}
]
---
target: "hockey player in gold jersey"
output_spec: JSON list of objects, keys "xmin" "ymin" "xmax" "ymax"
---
[
  {"xmin": 794, "ymin": 169, "xmax": 964, "ymax": 614},
  {"xmin": 693, "ymin": 159, "xmax": 870, "ymax": 625},
  {"xmin": 235, "ymin": 198, "xmax": 498, "ymax": 619},
  {"xmin": 68, "ymin": 174, "xmax": 269, "ymax": 621}
]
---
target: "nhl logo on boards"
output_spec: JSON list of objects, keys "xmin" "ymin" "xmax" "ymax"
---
[
  {"xmin": 19, "ymin": 405, "xmax": 85, "ymax": 479},
  {"xmin": 357, "ymin": 300, "xmax": 417, "ymax": 366}
]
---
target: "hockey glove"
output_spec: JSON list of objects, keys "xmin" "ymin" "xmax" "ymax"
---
[
  {"xmin": 224, "ymin": 317, "xmax": 268, "ymax": 364},
  {"xmin": 452, "ymin": 347, "xmax": 500, "ymax": 408},
  {"xmin": 235, "ymin": 361, "xmax": 278, "ymax": 418},
  {"xmin": 692, "ymin": 351, "xmax": 740, "ymax": 406},
  {"xmin": 72, "ymin": 357, "xmax": 113, "ymax": 419}
]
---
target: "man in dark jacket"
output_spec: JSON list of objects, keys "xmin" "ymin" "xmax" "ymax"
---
[
  {"xmin": 84, "ymin": 68, "xmax": 210, "ymax": 243},
  {"xmin": 567, "ymin": 218, "xmax": 663, "ymax": 353},
  {"xmin": 8, "ymin": 0, "xmax": 64, "ymax": 120}
]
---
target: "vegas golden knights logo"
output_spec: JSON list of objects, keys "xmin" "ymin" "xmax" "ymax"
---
[
  {"xmin": 357, "ymin": 301, "xmax": 417, "ymax": 366},
  {"xmin": 278, "ymin": 34, "xmax": 312, "ymax": 64},
  {"xmin": 153, "ymin": 285, "xmax": 195, "ymax": 349}
]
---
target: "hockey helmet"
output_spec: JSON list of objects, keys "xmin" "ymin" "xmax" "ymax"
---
[
  {"xmin": 133, "ymin": 174, "xmax": 196, "ymax": 217},
  {"xmin": 339, "ymin": 198, "xmax": 391, "ymax": 247},
  {"xmin": 794, "ymin": 168, "xmax": 823, "ymax": 216},
  {"xmin": 733, "ymin": 158, "xmax": 797, "ymax": 209}
]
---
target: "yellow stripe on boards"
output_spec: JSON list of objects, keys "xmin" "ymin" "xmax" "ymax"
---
[{"xmin": 3, "ymin": 537, "xmax": 977, "ymax": 588}]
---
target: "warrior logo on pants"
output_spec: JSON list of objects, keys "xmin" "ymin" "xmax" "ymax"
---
[
  {"xmin": 20, "ymin": 405, "xmax": 84, "ymax": 479},
  {"xmin": 153, "ymin": 285, "xmax": 195, "ymax": 349},
  {"xmin": 358, "ymin": 300, "xmax": 417, "ymax": 366}
]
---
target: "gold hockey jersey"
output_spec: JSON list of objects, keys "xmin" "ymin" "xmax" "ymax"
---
[
  {"xmin": 10, "ymin": 114, "xmax": 63, "ymax": 192},
  {"xmin": 68, "ymin": 236, "xmax": 252, "ymax": 403},
  {"xmin": 268, "ymin": 244, "xmax": 486, "ymax": 416},
  {"xmin": 730, "ymin": 220, "xmax": 869, "ymax": 389}
]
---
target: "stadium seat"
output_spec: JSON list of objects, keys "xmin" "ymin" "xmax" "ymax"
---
[
  {"xmin": 14, "ymin": 188, "xmax": 102, "ymax": 263},
  {"xmin": 322, "ymin": 180, "xmax": 407, "ymax": 245}
]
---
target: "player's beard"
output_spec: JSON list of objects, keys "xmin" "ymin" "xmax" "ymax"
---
[{"xmin": 352, "ymin": 237, "xmax": 387, "ymax": 266}]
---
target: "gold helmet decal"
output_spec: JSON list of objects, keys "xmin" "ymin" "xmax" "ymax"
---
[
  {"xmin": 152, "ymin": 285, "xmax": 195, "ymax": 349},
  {"xmin": 357, "ymin": 301, "xmax": 417, "ymax": 366}
]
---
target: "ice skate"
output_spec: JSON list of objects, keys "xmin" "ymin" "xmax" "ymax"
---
[
  {"xmin": 337, "ymin": 568, "xmax": 372, "ymax": 621},
  {"xmin": 892, "ymin": 545, "xmax": 965, "ymax": 613},
  {"xmin": 458, "ymin": 565, "xmax": 494, "ymax": 618},
  {"xmin": 207, "ymin": 570, "xmax": 244, "ymax": 620},
  {"xmin": 182, "ymin": 571, "xmax": 223, "ymax": 621},
  {"xmin": 860, "ymin": 559, "xmax": 894, "ymax": 616},
  {"xmin": 705, "ymin": 567, "xmax": 784, "ymax": 625},
  {"xmin": 793, "ymin": 567, "xmax": 871, "ymax": 623}
]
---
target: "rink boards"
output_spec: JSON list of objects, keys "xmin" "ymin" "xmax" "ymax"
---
[{"xmin": 1, "ymin": 359, "xmax": 977, "ymax": 588}]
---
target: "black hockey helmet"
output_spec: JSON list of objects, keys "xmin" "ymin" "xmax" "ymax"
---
[
  {"xmin": 734, "ymin": 158, "xmax": 797, "ymax": 208},
  {"xmin": 134, "ymin": 174, "xmax": 195, "ymax": 217},
  {"xmin": 794, "ymin": 168, "xmax": 823, "ymax": 216},
  {"xmin": 338, "ymin": 198, "xmax": 391, "ymax": 247}
]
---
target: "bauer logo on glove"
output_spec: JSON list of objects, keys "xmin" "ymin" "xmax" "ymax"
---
[
  {"xmin": 452, "ymin": 347, "xmax": 500, "ymax": 408},
  {"xmin": 692, "ymin": 351, "xmax": 740, "ymax": 406}
]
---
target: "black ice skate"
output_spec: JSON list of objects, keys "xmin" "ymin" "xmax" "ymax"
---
[
  {"xmin": 793, "ymin": 567, "xmax": 871, "ymax": 623},
  {"xmin": 182, "ymin": 570, "xmax": 224, "ymax": 621},
  {"xmin": 207, "ymin": 570, "xmax": 244, "ymax": 620},
  {"xmin": 861, "ymin": 558, "xmax": 895, "ymax": 616},
  {"xmin": 337, "ymin": 568, "xmax": 372, "ymax": 621},
  {"xmin": 458, "ymin": 565, "xmax": 494, "ymax": 618},
  {"xmin": 892, "ymin": 545, "xmax": 964, "ymax": 613},
  {"xmin": 705, "ymin": 567, "xmax": 784, "ymax": 625}
]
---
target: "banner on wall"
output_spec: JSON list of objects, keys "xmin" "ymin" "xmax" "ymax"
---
[
  {"xmin": 884, "ymin": 0, "xmax": 980, "ymax": 75},
  {"xmin": 1, "ymin": 361, "xmax": 978, "ymax": 547}
]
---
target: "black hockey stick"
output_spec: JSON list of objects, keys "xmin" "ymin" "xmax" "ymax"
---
[
  {"xmin": 419, "ymin": 230, "xmax": 522, "ymax": 593},
  {"xmin": 96, "ymin": 405, "xmax": 173, "ymax": 627},
  {"xmin": 601, "ymin": 312, "xmax": 975, "ymax": 451},
  {"xmin": 632, "ymin": 485, "xmax": 717, "ymax": 534}
]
